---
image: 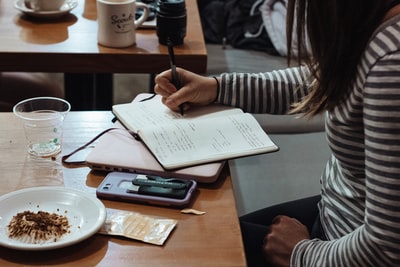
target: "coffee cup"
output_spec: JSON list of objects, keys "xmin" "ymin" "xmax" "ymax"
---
[
  {"xmin": 26, "ymin": 0, "xmax": 66, "ymax": 11},
  {"xmin": 97, "ymin": 0, "xmax": 150, "ymax": 48}
]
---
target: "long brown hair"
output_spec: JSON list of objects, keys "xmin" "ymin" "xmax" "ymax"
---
[{"xmin": 287, "ymin": 0, "xmax": 389, "ymax": 116}]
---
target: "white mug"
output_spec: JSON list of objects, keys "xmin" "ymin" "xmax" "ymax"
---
[
  {"xmin": 27, "ymin": 0, "xmax": 66, "ymax": 11},
  {"xmin": 97, "ymin": 0, "xmax": 150, "ymax": 48}
]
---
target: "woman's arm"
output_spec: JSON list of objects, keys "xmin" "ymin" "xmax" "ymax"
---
[
  {"xmin": 154, "ymin": 66, "xmax": 312, "ymax": 115},
  {"xmin": 217, "ymin": 66, "xmax": 311, "ymax": 114}
]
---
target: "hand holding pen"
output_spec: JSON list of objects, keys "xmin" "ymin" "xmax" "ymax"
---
[
  {"xmin": 154, "ymin": 55, "xmax": 220, "ymax": 112},
  {"xmin": 167, "ymin": 39, "xmax": 185, "ymax": 115}
]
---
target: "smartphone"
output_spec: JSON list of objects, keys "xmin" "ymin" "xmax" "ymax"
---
[{"xmin": 96, "ymin": 172, "xmax": 197, "ymax": 208}]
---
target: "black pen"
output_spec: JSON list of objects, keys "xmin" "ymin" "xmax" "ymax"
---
[
  {"xmin": 132, "ymin": 178, "xmax": 187, "ymax": 189},
  {"xmin": 167, "ymin": 39, "xmax": 184, "ymax": 115}
]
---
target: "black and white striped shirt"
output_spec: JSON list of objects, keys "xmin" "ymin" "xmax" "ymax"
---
[{"xmin": 217, "ymin": 15, "xmax": 400, "ymax": 267}]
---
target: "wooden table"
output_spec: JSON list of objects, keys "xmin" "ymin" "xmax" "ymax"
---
[
  {"xmin": 0, "ymin": 0, "xmax": 207, "ymax": 110},
  {"xmin": 0, "ymin": 112, "xmax": 246, "ymax": 267}
]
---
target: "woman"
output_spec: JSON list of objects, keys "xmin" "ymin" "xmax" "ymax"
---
[{"xmin": 154, "ymin": 0, "xmax": 400, "ymax": 266}]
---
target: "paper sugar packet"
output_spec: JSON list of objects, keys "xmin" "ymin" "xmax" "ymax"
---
[{"xmin": 98, "ymin": 208, "xmax": 177, "ymax": 245}]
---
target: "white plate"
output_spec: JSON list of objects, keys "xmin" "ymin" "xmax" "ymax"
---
[
  {"xmin": 14, "ymin": 0, "xmax": 78, "ymax": 19},
  {"xmin": 0, "ymin": 186, "xmax": 106, "ymax": 251}
]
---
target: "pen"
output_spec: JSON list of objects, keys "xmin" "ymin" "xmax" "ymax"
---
[
  {"xmin": 167, "ymin": 39, "xmax": 184, "ymax": 115},
  {"xmin": 132, "ymin": 178, "xmax": 187, "ymax": 189}
]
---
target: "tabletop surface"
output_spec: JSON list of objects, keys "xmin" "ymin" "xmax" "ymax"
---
[
  {"xmin": 0, "ymin": 0, "xmax": 207, "ymax": 73},
  {"xmin": 0, "ymin": 111, "xmax": 246, "ymax": 267}
]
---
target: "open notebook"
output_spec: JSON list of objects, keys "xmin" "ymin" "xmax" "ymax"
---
[
  {"xmin": 111, "ymin": 94, "xmax": 278, "ymax": 170},
  {"xmin": 85, "ymin": 126, "xmax": 225, "ymax": 183}
]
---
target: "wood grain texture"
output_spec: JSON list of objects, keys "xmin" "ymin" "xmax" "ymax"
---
[{"xmin": 0, "ymin": 111, "xmax": 246, "ymax": 267}]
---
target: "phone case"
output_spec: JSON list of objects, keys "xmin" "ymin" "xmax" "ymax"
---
[{"xmin": 96, "ymin": 172, "xmax": 197, "ymax": 207}]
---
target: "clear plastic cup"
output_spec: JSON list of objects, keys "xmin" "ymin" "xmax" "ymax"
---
[{"xmin": 13, "ymin": 97, "xmax": 71, "ymax": 157}]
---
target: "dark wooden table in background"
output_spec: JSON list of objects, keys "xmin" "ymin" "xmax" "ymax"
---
[{"xmin": 0, "ymin": 0, "xmax": 207, "ymax": 110}]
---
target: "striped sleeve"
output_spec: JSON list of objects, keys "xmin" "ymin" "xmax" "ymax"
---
[
  {"xmin": 363, "ymin": 51, "xmax": 400, "ymax": 264},
  {"xmin": 216, "ymin": 66, "xmax": 311, "ymax": 114}
]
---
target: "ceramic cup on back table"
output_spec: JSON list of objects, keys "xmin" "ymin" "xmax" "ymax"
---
[
  {"xmin": 25, "ymin": 0, "xmax": 66, "ymax": 11},
  {"xmin": 97, "ymin": 0, "xmax": 150, "ymax": 48}
]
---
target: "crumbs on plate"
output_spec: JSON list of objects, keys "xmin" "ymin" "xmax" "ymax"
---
[{"xmin": 7, "ymin": 210, "xmax": 71, "ymax": 244}]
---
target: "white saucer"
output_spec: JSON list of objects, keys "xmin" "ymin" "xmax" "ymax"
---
[{"xmin": 14, "ymin": 0, "xmax": 78, "ymax": 19}]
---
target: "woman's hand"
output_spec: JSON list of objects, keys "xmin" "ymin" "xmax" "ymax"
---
[
  {"xmin": 263, "ymin": 215, "xmax": 310, "ymax": 267},
  {"xmin": 154, "ymin": 68, "xmax": 218, "ymax": 112}
]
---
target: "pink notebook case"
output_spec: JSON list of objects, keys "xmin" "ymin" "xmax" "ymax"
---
[{"xmin": 85, "ymin": 127, "xmax": 225, "ymax": 183}]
